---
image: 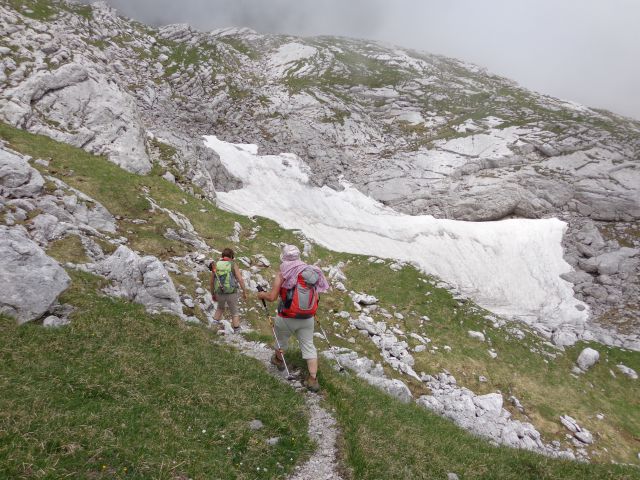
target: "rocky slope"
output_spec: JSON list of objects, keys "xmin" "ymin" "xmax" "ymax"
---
[
  {"xmin": 0, "ymin": 0, "xmax": 638, "ymax": 347},
  {"xmin": 1, "ymin": 111, "xmax": 639, "ymax": 466}
]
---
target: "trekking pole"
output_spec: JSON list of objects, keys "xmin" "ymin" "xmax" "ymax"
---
[
  {"xmin": 256, "ymin": 285, "xmax": 292, "ymax": 379},
  {"xmin": 318, "ymin": 322, "xmax": 345, "ymax": 373}
]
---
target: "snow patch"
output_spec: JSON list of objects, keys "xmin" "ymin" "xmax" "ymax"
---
[{"xmin": 204, "ymin": 136, "xmax": 588, "ymax": 328}]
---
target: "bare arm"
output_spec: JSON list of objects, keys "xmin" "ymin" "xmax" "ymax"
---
[
  {"xmin": 209, "ymin": 266, "xmax": 215, "ymax": 294},
  {"xmin": 258, "ymin": 273, "xmax": 282, "ymax": 303}
]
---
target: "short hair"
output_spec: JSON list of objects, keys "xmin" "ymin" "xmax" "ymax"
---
[{"xmin": 222, "ymin": 248, "xmax": 235, "ymax": 259}]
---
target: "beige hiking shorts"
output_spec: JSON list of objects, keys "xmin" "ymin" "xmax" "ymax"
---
[
  {"xmin": 274, "ymin": 316, "xmax": 317, "ymax": 360},
  {"xmin": 215, "ymin": 292, "xmax": 240, "ymax": 317}
]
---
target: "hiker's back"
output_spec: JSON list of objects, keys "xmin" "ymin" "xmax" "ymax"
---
[
  {"xmin": 278, "ymin": 267, "xmax": 319, "ymax": 319},
  {"xmin": 214, "ymin": 259, "xmax": 238, "ymax": 294}
]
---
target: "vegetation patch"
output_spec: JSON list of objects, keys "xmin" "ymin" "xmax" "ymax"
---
[
  {"xmin": 0, "ymin": 271, "xmax": 312, "ymax": 479},
  {"xmin": 46, "ymin": 234, "xmax": 91, "ymax": 264},
  {"xmin": 318, "ymin": 360, "xmax": 640, "ymax": 480}
]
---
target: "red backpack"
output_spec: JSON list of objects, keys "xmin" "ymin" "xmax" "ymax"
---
[{"xmin": 278, "ymin": 268, "xmax": 320, "ymax": 319}]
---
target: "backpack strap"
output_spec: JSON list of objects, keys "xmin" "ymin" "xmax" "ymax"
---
[{"xmin": 212, "ymin": 263, "xmax": 224, "ymax": 294}]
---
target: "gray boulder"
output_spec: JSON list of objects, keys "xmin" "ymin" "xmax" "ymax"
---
[
  {"xmin": 468, "ymin": 330, "xmax": 486, "ymax": 342},
  {"xmin": 551, "ymin": 329, "xmax": 578, "ymax": 347},
  {"xmin": 90, "ymin": 246, "xmax": 182, "ymax": 316},
  {"xmin": 360, "ymin": 373, "xmax": 413, "ymax": 403},
  {"xmin": 594, "ymin": 248, "xmax": 639, "ymax": 275},
  {"xmin": 0, "ymin": 226, "xmax": 71, "ymax": 323},
  {"xmin": 616, "ymin": 364, "xmax": 638, "ymax": 380},
  {"xmin": 43, "ymin": 315, "xmax": 70, "ymax": 328},
  {"xmin": 0, "ymin": 148, "xmax": 44, "ymax": 198},
  {"xmin": 576, "ymin": 347, "xmax": 600, "ymax": 372},
  {"xmin": 473, "ymin": 393, "xmax": 503, "ymax": 417}
]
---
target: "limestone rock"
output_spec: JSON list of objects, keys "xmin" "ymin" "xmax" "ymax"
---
[
  {"xmin": 576, "ymin": 347, "xmax": 600, "ymax": 372},
  {"xmin": 0, "ymin": 148, "xmax": 44, "ymax": 198},
  {"xmin": 473, "ymin": 393, "xmax": 503, "ymax": 416},
  {"xmin": 551, "ymin": 329, "xmax": 578, "ymax": 347},
  {"xmin": 0, "ymin": 63, "xmax": 151, "ymax": 174},
  {"xmin": 89, "ymin": 245, "xmax": 182, "ymax": 315},
  {"xmin": 43, "ymin": 315, "xmax": 70, "ymax": 327},
  {"xmin": 248, "ymin": 419, "xmax": 264, "ymax": 430},
  {"xmin": 468, "ymin": 330, "xmax": 486, "ymax": 342},
  {"xmin": 162, "ymin": 171, "xmax": 176, "ymax": 183},
  {"xmin": 0, "ymin": 225, "xmax": 71, "ymax": 323},
  {"xmin": 616, "ymin": 364, "xmax": 638, "ymax": 380},
  {"xmin": 351, "ymin": 292, "xmax": 378, "ymax": 305}
]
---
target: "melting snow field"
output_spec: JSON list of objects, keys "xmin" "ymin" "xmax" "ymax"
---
[{"xmin": 204, "ymin": 136, "xmax": 588, "ymax": 327}]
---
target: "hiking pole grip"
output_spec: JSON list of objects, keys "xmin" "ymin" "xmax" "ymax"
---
[{"xmin": 256, "ymin": 285, "xmax": 268, "ymax": 309}]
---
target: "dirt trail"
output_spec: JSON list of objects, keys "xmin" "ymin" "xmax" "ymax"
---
[{"xmin": 223, "ymin": 331, "xmax": 344, "ymax": 480}]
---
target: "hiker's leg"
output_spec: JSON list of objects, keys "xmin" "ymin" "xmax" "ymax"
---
[
  {"xmin": 273, "ymin": 316, "xmax": 292, "ymax": 358},
  {"xmin": 213, "ymin": 294, "xmax": 226, "ymax": 321},
  {"xmin": 297, "ymin": 318, "xmax": 318, "ymax": 378},
  {"xmin": 228, "ymin": 293, "xmax": 241, "ymax": 328},
  {"xmin": 306, "ymin": 358, "xmax": 318, "ymax": 378}
]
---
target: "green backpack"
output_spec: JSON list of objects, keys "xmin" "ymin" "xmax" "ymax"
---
[{"xmin": 214, "ymin": 260, "xmax": 238, "ymax": 294}]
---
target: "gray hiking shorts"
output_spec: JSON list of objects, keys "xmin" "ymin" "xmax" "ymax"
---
[
  {"xmin": 215, "ymin": 292, "xmax": 240, "ymax": 316},
  {"xmin": 274, "ymin": 316, "xmax": 317, "ymax": 360}
]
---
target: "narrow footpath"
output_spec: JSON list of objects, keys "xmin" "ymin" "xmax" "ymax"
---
[{"xmin": 223, "ymin": 330, "xmax": 344, "ymax": 480}]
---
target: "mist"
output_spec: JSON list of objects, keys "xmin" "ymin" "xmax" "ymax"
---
[{"xmin": 86, "ymin": 0, "xmax": 640, "ymax": 120}]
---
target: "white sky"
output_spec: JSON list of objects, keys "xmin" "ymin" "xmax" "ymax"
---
[{"xmin": 90, "ymin": 0, "xmax": 640, "ymax": 120}]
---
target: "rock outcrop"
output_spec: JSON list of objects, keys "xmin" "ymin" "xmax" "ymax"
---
[
  {"xmin": 0, "ymin": 148, "xmax": 44, "ymax": 198},
  {"xmin": 88, "ymin": 245, "xmax": 183, "ymax": 316},
  {"xmin": 0, "ymin": 225, "xmax": 71, "ymax": 323},
  {"xmin": 1, "ymin": 61, "xmax": 151, "ymax": 174}
]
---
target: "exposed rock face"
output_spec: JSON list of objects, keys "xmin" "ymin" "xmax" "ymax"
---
[
  {"xmin": 1, "ymin": 62, "xmax": 151, "ymax": 174},
  {"xmin": 88, "ymin": 245, "xmax": 183, "ymax": 316},
  {"xmin": 322, "ymin": 348, "xmax": 413, "ymax": 404},
  {"xmin": 0, "ymin": 148, "xmax": 45, "ymax": 198},
  {"xmin": 0, "ymin": 225, "xmax": 71, "ymax": 323},
  {"xmin": 1, "ymin": 142, "xmax": 117, "ymax": 258},
  {"xmin": 419, "ymin": 372, "xmax": 575, "ymax": 459}
]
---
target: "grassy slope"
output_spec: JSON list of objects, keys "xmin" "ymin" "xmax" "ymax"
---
[
  {"xmin": 318, "ymin": 360, "xmax": 638, "ymax": 480},
  {"xmin": 0, "ymin": 271, "xmax": 312, "ymax": 479},
  {"xmin": 0, "ymin": 122, "xmax": 639, "ymax": 477}
]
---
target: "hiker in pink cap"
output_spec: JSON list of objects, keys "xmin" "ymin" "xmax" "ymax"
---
[{"xmin": 257, "ymin": 244, "xmax": 329, "ymax": 392}]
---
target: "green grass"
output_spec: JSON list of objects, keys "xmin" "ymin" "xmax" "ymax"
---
[
  {"xmin": 5, "ymin": 0, "xmax": 92, "ymax": 21},
  {"xmin": 0, "ymin": 271, "xmax": 312, "ymax": 479},
  {"xmin": 46, "ymin": 234, "xmax": 91, "ymax": 264},
  {"xmin": 6, "ymin": 0, "xmax": 55, "ymax": 20},
  {"xmin": 321, "ymin": 256, "xmax": 640, "ymax": 464},
  {"xmin": 317, "ymin": 360, "xmax": 640, "ymax": 479}
]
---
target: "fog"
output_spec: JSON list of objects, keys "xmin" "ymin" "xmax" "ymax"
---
[{"xmin": 87, "ymin": 0, "xmax": 640, "ymax": 120}]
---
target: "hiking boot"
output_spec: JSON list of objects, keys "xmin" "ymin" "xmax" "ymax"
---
[
  {"xmin": 270, "ymin": 353, "xmax": 285, "ymax": 371},
  {"xmin": 304, "ymin": 375, "xmax": 320, "ymax": 393}
]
